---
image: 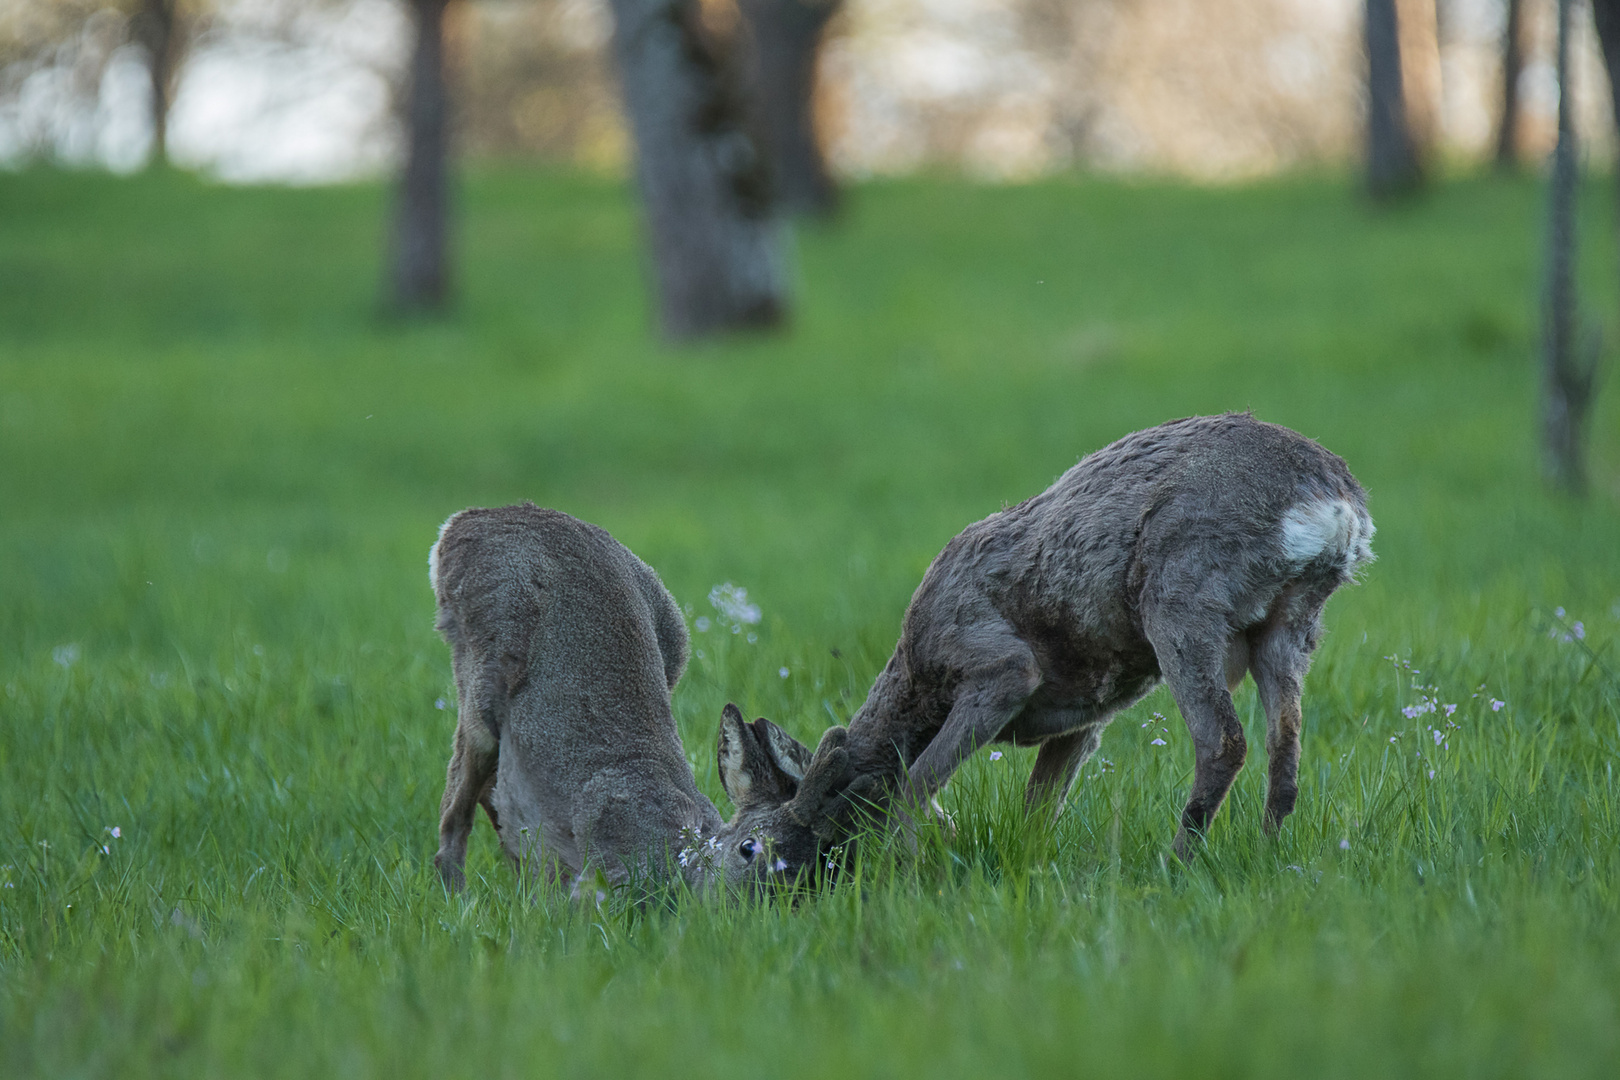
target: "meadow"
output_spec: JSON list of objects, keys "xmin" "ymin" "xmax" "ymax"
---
[{"xmin": 1, "ymin": 164, "xmax": 1618, "ymax": 1077}]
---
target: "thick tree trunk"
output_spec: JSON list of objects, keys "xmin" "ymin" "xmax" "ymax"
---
[
  {"xmin": 1494, "ymin": 0, "xmax": 1524, "ymax": 170},
  {"xmin": 1542, "ymin": 0, "xmax": 1598, "ymax": 494},
  {"xmin": 737, "ymin": 0, "xmax": 841, "ymax": 218},
  {"xmin": 606, "ymin": 0, "xmax": 787, "ymax": 340},
  {"xmin": 388, "ymin": 0, "xmax": 453, "ymax": 313},
  {"xmin": 131, "ymin": 0, "xmax": 179, "ymax": 166},
  {"xmin": 1365, "ymin": 0, "xmax": 1421, "ymax": 197}
]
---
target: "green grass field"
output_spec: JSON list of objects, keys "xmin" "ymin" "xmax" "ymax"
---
[{"xmin": 2, "ymin": 164, "xmax": 1618, "ymax": 1077}]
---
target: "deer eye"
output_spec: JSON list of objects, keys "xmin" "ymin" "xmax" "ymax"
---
[{"xmin": 739, "ymin": 838, "xmax": 759, "ymax": 861}]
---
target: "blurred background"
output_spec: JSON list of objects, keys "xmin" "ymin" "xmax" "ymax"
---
[{"xmin": 2, "ymin": 0, "xmax": 1613, "ymax": 183}]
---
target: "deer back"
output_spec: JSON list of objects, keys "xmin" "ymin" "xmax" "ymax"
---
[{"xmin": 430, "ymin": 504, "xmax": 721, "ymax": 885}]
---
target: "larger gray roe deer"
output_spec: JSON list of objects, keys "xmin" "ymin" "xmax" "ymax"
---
[
  {"xmin": 429, "ymin": 504, "xmax": 849, "ymax": 896},
  {"xmin": 719, "ymin": 413, "xmax": 1374, "ymax": 885}
]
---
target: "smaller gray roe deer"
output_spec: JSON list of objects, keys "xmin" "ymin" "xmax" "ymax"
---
[
  {"xmin": 429, "ymin": 504, "xmax": 848, "ymax": 895},
  {"xmin": 717, "ymin": 413, "xmax": 1374, "ymax": 883}
]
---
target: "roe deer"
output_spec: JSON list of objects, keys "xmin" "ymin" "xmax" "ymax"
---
[
  {"xmin": 429, "ymin": 504, "xmax": 848, "ymax": 895},
  {"xmin": 715, "ymin": 413, "xmax": 1374, "ymax": 877}
]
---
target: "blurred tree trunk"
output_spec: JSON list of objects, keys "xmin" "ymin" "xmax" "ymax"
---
[
  {"xmin": 388, "ymin": 0, "xmax": 453, "ymax": 313},
  {"xmin": 130, "ymin": 0, "xmax": 181, "ymax": 166},
  {"xmin": 1589, "ymin": 0, "xmax": 1620, "ymax": 323},
  {"xmin": 1542, "ymin": 0, "xmax": 1598, "ymax": 494},
  {"xmin": 606, "ymin": 0, "xmax": 787, "ymax": 340},
  {"xmin": 1494, "ymin": 0, "xmax": 1523, "ymax": 170},
  {"xmin": 737, "ymin": 0, "xmax": 841, "ymax": 218},
  {"xmin": 1591, "ymin": 0, "xmax": 1620, "ymax": 156},
  {"xmin": 1365, "ymin": 0, "xmax": 1421, "ymax": 197}
]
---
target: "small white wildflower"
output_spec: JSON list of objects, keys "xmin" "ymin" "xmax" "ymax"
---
[
  {"xmin": 988, "ymin": 750, "xmax": 1003, "ymax": 761},
  {"xmin": 101, "ymin": 845, "xmax": 110, "ymax": 855},
  {"xmin": 778, "ymin": 667, "xmax": 790, "ymax": 678},
  {"xmin": 1428, "ymin": 770, "xmax": 1435, "ymax": 779},
  {"xmin": 1490, "ymin": 699, "xmax": 1505, "ymax": 712},
  {"xmin": 1432, "ymin": 729, "xmax": 1444, "ymax": 746},
  {"xmin": 695, "ymin": 616, "xmax": 711, "ymax": 633},
  {"xmin": 434, "ymin": 698, "xmax": 446, "ymax": 710},
  {"xmin": 1573, "ymin": 622, "xmax": 1585, "ymax": 640},
  {"xmin": 771, "ymin": 858, "xmax": 788, "ymax": 872},
  {"xmin": 1555, "ymin": 606, "xmax": 1566, "ymax": 619},
  {"xmin": 1151, "ymin": 738, "xmax": 1167, "ymax": 747},
  {"xmin": 109, "ymin": 826, "xmax": 121, "ymax": 839},
  {"xmin": 1442, "ymin": 703, "xmax": 1457, "ymax": 718},
  {"xmin": 1389, "ymin": 736, "xmax": 1399, "ymax": 743},
  {"xmin": 708, "ymin": 583, "xmax": 762, "ymax": 625},
  {"xmin": 1285, "ymin": 865, "xmax": 1304, "ymax": 874},
  {"xmin": 52, "ymin": 644, "xmax": 80, "ymax": 668},
  {"xmin": 746, "ymin": 633, "xmax": 757, "ymax": 644},
  {"xmin": 1339, "ymin": 838, "xmax": 1350, "ymax": 851}
]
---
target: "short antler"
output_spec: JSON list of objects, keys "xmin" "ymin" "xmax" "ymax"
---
[{"xmin": 787, "ymin": 726, "xmax": 852, "ymax": 839}]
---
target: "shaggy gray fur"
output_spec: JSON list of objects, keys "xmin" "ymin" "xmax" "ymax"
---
[{"xmin": 724, "ymin": 413, "xmax": 1375, "ymax": 871}]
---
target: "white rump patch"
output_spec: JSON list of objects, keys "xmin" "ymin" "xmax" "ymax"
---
[
  {"xmin": 428, "ymin": 512, "xmax": 460, "ymax": 590},
  {"xmin": 1279, "ymin": 498, "xmax": 1375, "ymax": 576}
]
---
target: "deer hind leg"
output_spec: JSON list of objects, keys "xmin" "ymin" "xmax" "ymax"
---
[
  {"xmin": 1145, "ymin": 618, "xmax": 1248, "ymax": 862},
  {"xmin": 1250, "ymin": 595, "xmax": 1329, "ymax": 834},
  {"xmin": 434, "ymin": 717, "xmax": 499, "ymax": 891},
  {"xmin": 1024, "ymin": 722, "xmax": 1103, "ymax": 821}
]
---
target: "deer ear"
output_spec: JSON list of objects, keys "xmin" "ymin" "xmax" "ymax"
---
[
  {"xmin": 716, "ymin": 704, "xmax": 798, "ymax": 809},
  {"xmin": 716, "ymin": 704, "xmax": 754, "ymax": 806},
  {"xmin": 751, "ymin": 716, "xmax": 812, "ymax": 785}
]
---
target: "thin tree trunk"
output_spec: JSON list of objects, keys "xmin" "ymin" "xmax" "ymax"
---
[
  {"xmin": 1366, "ymin": 0, "xmax": 1421, "ymax": 197},
  {"xmin": 1590, "ymin": 0, "xmax": 1620, "ymax": 339},
  {"xmin": 131, "ymin": 0, "xmax": 179, "ymax": 166},
  {"xmin": 737, "ymin": 0, "xmax": 841, "ymax": 218},
  {"xmin": 1592, "ymin": 0, "xmax": 1620, "ymax": 117},
  {"xmin": 606, "ymin": 0, "xmax": 787, "ymax": 340},
  {"xmin": 1495, "ymin": 0, "xmax": 1523, "ymax": 170},
  {"xmin": 388, "ymin": 0, "xmax": 452, "ymax": 313},
  {"xmin": 1542, "ymin": 0, "xmax": 1598, "ymax": 494}
]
